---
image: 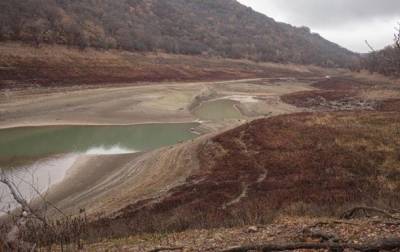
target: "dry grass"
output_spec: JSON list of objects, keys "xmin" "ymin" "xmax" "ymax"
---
[{"xmin": 350, "ymin": 70, "xmax": 400, "ymax": 86}]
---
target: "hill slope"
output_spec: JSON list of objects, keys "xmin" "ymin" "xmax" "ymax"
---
[
  {"xmin": 0, "ymin": 43, "xmax": 335, "ymax": 90},
  {"xmin": 0, "ymin": 0, "xmax": 356, "ymax": 67}
]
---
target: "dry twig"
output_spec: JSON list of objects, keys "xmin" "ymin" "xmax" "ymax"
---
[{"xmin": 148, "ymin": 247, "xmax": 184, "ymax": 252}]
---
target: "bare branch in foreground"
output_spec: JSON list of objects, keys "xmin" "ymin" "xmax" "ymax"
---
[
  {"xmin": 16, "ymin": 173, "xmax": 66, "ymax": 218},
  {"xmin": 0, "ymin": 169, "xmax": 88, "ymax": 251},
  {"xmin": 221, "ymin": 238, "xmax": 400, "ymax": 252},
  {"xmin": 0, "ymin": 171, "xmax": 47, "ymax": 225}
]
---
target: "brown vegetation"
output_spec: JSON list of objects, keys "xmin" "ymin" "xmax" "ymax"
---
[
  {"xmin": 377, "ymin": 99, "xmax": 400, "ymax": 112},
  {"xmin": 281, "ymin": 77, "xmax": 376, "ymax": 111},
  {"xmin": 281, "ymin": 90, "xmax": 360, "ymax": 110},
  {"xmin": 312, "ymin": 77, "xmax": 366, "ymax": 90},
  {"xmin": 91, "ymin": 111, "xmax": 400, "ymax": 237},
  {"xmin": 0, "ymin": 43, "xmax": 328, "ymax": 90}
]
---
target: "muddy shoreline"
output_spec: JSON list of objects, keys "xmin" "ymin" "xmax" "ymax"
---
[{"xmin": 0, "ymin": 120, "xmax": 202, "ymax": 130}]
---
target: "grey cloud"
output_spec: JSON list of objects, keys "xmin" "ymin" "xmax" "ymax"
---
[
  {"xmin": 254, "ymin": 0, "xmax": 400, "ymax": 28},
  {"xmin": 238, "ymin": 0, "xmax": 400, "ymax": 52},
  {"xmin": 279, "ymin": 0, "xmax": 399, "ymax": 27}
]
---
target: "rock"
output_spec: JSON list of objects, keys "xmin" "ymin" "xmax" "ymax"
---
[
  {"xmin": 214, "ymin": 233, "xmax": 224, "ymax": 241},
  {"xmin": 247, "ymin": 226, "xmax": 258, "ymax": 233}
]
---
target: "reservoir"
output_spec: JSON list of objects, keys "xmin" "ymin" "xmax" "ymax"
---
[
  {"xmin": 0, "ymin": 123, "xmax": 200, "ymax": 168},
  {"xmin": 0, "ymin": 122, "xmax": 199, "ymax": 211}
]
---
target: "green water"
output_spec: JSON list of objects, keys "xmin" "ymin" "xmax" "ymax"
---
[
  {"xmin": 0, "ymin": 123, "xmax": 199, "ymax": 167},
  {"xmin": 193, "ymin": 99, "xmax": 244, "ymax": 121}
]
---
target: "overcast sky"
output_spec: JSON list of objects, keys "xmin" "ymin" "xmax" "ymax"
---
[{"xmin": 237, "ymin": 0, "xmax": 400, "ymax": 53}]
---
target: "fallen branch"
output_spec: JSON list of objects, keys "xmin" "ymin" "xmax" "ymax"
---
[
  {"xmin": 302, "ymin": 227, "xmax": 340, "ymax": 243},
  {"xmin": 221, "ymin": 238, "xmax": 400, "ymax": 252},
  {"xmin": 310, "ymin": 220, "xmax": 360, "ymax": 227},
  {"xmin": 148, "ymin": 247, "xmax": 184, "ymax": 252},
  {"xmin": 341, "ymin": 206, "xmax": 400, "ymax": 220},
  {"xmin": 370, "ymin": 219, "xmax": 400, "ymax": 226},
  {"xmin": 17, "ymin": 174, "xmax": 66, "ymax": 218}
]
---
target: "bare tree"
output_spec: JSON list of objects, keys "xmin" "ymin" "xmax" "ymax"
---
[
  {"xmin": 395, "ymin": 23, "xmax": 400, "ymax": 49},
  {"xmin": 0, "ymin": 168, "xmax": 87, "ymax": 251},
  {"xmin": 363, "ymin": 22, "xmax": 400, "ymax": 76},
  {"xmin": 0, "ymin": 170, "xmax": 39, "ymax": 251}
]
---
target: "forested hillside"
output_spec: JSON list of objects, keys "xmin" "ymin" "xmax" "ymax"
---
[{"xmin": 0, "ymin": 0, "xmax": 357, "ymax": 67}]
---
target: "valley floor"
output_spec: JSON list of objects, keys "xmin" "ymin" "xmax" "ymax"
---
[
  {"xmin": 1, "ymin": 45, "xmax": 400, "ymax": 251},
  {"xmin": 0, "ymin": 77, "xmax": 318, "ymax": 217}
]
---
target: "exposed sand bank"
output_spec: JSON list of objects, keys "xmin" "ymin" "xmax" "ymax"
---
[{"xmin": 0, "ymin": 78, "xmax": 315, "ymax": 130}]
